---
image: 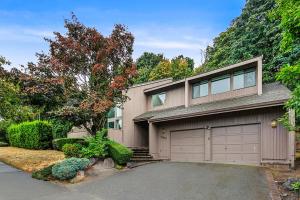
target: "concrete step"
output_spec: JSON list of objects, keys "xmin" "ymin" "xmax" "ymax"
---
[
  {"xmin": 130, "ymin": 157, "xmax": 161, "ymax": 162},
  {"xmin": 132, "ymin": 155, "xmax": 153, "ymax": 159}
]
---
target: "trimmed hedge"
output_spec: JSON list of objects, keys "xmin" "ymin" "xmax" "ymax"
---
[
  {"xmin": 0, "ymin": 120, "xmax": 13, "ymax": 142},
  {"xmin": 52, "ymin": 138, "xmax": 86, "ymax": 151},
  {"xmin": 62, "ymin": 143, "xmax": 82, "ymax": 158},
  {"xmin": 7, "ymin": 120, "xmax": 53, "ymax": 149},
  {"xmin": 107, "ymin": 141, "xmax": 133, "ymax": 165},
  {"xmin": 52, "ymin": 158, "xmax": 90, "ymax": 180}
]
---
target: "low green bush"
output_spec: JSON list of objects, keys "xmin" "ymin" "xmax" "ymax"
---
[
  {"xmin": 7, "ymin": 120, "xmax": 53, "ymax": 149},
  {"xmin": 62, "ymin": 143, "xmax": 82, "ymax": 158},
  {"xmin": 32, "ymin": 164, "xmax": 54, "ymax": 181},
  {"xmin": 52, "ymin": 158, "xmax": 90, "ymax": 180},
  {"xmin": 80, "ymin": 133, "xmax": 108, "ymax": 159},
  {"xmin": 0, "ymin": 141, "xmax": 9, "ymax": 147},
  {"xmin": 50, "ymin": 119, "xmax": 73, "ymax": 139},
  {"xmin": 0, "ymin": 120, "xmax": 14, "ymax": 142},
  {"xmin": 52, "ymin": 138, "xmax": 86, "ymax": 151},
  {"xmin": 107, "ymin": 141, "xmax": 133, "ymax": 165}
]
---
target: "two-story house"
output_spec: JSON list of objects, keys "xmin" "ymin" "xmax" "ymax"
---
[{"xmin": 108, "ymin": 56, "xmax": 295, "ymax": 167}]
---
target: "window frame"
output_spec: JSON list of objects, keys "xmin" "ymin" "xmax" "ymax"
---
[
  {"xmin": 211, "ymin": 74, "xmax": 231, "ymax": 95},
  {"xmin": 233, "ymin": 68, "xmax": 256, "ymax": 90},
  {"xmin": 192, "ymin": 80, "xmax": 209, "ymax": 99},
  {"xmin": 107, "ymin": 107, "xmax": 123, "ymax": 130},
  {"xmin": 152, "ymin": 92, "xmax": 166, "ymax": 107}
]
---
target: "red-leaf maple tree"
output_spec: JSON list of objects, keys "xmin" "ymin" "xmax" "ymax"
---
[{"xmin": 23, "ymin": 14, "xmax": 136, "ymax": 134}]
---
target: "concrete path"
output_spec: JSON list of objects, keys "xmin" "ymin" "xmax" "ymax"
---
[{"xmin": 0, "ymin": 162, "xmax": 271, "ymax": 200}]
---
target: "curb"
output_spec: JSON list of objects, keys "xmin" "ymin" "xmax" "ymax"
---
[{"xmin": 265, "ymin": 169, "xmax": 281, "ymax": 200}]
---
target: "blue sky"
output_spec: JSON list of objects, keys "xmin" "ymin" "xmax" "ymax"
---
[{"xmin": 0, "ymin": 0, "xmax": 245, "ymax": 68}]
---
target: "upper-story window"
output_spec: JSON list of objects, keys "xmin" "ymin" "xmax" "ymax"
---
[
  {"xmin": 152, "ymin": 92, "xmax": 166, "ymax": 107},
  {"xmin": 233, "ymin": 68, "xmax": 256, "ymax": 90},
  {"xmin": 107, "ymin": 107, "xmax": 122, "ymax": 129},
  {"xmin": 211, "ymin": 74, "xmax": 230, "ymax": 94},
  {"xmin": 192, "ymin": 81, "xmax": 208, "ymax": 98}
]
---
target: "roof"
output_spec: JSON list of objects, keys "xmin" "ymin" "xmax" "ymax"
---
[
  {"xmin": 129, "ymin": 78, "xmax": 172, "ymax": 89},
  {"xmin": 134, "ymin": 82, "xmax": 290, "ymax": 123},
  {"xmin": 144, "ymin": 79, "xmax": 185, "ymax": 94}
]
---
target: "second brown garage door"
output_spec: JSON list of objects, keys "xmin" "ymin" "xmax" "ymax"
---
[
  {"xmin": 171, "ymin": 129, "xmax": 205, "ymax": 162},
  {"xmin": 211, "ymin": 124, "xmax": 260, "ymax": 165}
]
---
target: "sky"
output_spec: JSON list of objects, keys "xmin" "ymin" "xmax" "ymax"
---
[{"xmin": 0, "ymin": 0, "xmax": 245, "ymax": 68}]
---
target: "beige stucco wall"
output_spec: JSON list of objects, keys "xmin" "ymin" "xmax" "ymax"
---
[
  {"xmin": 146, "ymin": 86, "xmax": 185, "ymax": 111},
  {"xmin": 151, "ymin": 106, "xmax": 289, "ymax": 164}
]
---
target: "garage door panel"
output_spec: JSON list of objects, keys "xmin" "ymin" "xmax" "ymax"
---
[
  {"xmin": 171, "ymin": 153, "xmax": 204, "ymax": 162},
  {"xmin": 212, "ymin": 145, "xmax": 226, "ymax": 153},
  {"xmin": 171, "ymin": 145, "xmax": 204, "ymax": 154},
  {"xmin": 243, "ymin": 144, "xmax": 259, "ymax": 153},
  {"xmin": 243, "ymin": 135, "xmax": 259, "ymax": 143},
  {"xmin": 212, "ymin": 124, "xmax": 260, "ymax": 165},
  {"xmin": 226, "ymin": 145, "xmax": 242, "ymax": 153},
  {"xmin": 227, "ymin": 135, "xmax": 242, "ymax": 144},
  {"xmin": 171, "ymin": 129, "xmax": 205, "ymax": 162},
  {"xmin": 171, "ymin": 137, "xmax": 204, "ymax": 146},
  {"xmin": 212, "ymin": 136, "xmax": 226, "ymax": 144},
  {"xmin": 242, "ymin": 124, "xmax": 259, "ymax": 134}
]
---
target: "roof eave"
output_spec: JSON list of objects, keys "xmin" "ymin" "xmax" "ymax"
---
[{"xmin": 149, "ymin": 99, "xmax": 286, "ymax": 123}]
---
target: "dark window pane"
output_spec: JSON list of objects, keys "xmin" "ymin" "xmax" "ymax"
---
[
  {"xmin": 152, "ymin": 93, "xmax": 166, "ymax": 107},
  {"xmin": 108, "ymin": 121, "xmax": 115, "ymax": 129},
  {"xmin": 107, "ymin": 108, "xmax": 115, "ymax": 118}
]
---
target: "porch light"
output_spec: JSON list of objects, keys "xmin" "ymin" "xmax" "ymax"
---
[{"xmin": 271, "ymin": 120, "xmax": 277, "ymax": 128}]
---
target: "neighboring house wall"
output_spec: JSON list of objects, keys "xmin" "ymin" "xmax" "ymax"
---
[
  {"xmin": 146, "ymin": 86, "xmax": 185, "ymax": 111},
  {"xmin": 153, "ymin": 106, "xmax": 288, "ymax": 164}
]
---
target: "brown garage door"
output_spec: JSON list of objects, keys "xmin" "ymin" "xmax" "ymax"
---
[
  {"xmin": 170, "ymin": 129, "xmax": 205, "ymax": 162},
  {"xmin": 212, "ymin": 124, "xmax": 260, "ymax": 165}
]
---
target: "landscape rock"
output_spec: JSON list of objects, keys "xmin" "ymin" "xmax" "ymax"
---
[
  {"xmin": 103, "ymin": 158, "xmax": 115, "ymax": 169},
  {"xmin": 70, "ymin": 170, "xmax": 85, "ymax": 184},
  {"xmin": 282, "ymin": 178, "xmax": 300, "ymax": 191}
]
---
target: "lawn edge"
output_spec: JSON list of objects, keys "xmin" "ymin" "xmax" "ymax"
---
[{"xmin": 265, "ymin": 168, "xmax": 281, "ymax": 200}]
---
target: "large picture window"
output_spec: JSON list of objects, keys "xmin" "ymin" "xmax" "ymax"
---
[
  {"xmin": 233, "ymin": 68, "xmax": 256, "ymax": 90},
  {"xmin": 107, "ymin": 107, "xmax": 122, "ymax": 129},
  {"xmin": 211, "ymin": 75, "xmax": 230, "ymax": 94},
  {"xmin": 192, "ymin": 81, "xmax": 208, "ymax": 98},
  {"xmin": 152, "ymin": 93, "xmax": 166, "ymax": 107}
]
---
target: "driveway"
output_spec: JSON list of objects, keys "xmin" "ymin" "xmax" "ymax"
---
[{"xmin": 0, "ymin": 162, "xmax": 271, "ymax": 200}]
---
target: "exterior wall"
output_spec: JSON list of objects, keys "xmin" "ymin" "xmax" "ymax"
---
[
  {"xmin": 68, "ymin": 126, "xmax": 89, "ymax": 138},
  {"xmin": 108, "ymin": 79, "xmax": 172, "ymax": 147},
  {"xmin": 146, "ymin": 86, "xmax": 185, "ymax": 111},
  {"xmin": 108, "ymin": 129, "xmax": 122, "ymax": 143},
  {"xmin": 153, "ymin": 106, "xmax": 289, "ymax": 164},
  {"xmin": 189, "ymin": 67, "xmax": 259, "ymax": 106}
]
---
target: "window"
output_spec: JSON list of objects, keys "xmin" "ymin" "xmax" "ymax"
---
[
  {"xmin": 107, "ymin": 107, "xmax": 122, "ymax": 129},
  {"xmin": 233, "ymin": 68, "xmax": 256, "ymax": 90},
  {"xmin": 192, "ymin": 81, "xmax": 208, "ymax": 98},
  {"xmin": 211, "ymin": 75, "xmax": 230, "ymax": 94},
  {"xmin": 152, "ymin": 93, "xmax": 166, "ymax": 107}
]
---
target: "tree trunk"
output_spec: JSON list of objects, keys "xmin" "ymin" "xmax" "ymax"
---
[{"xmin": 90, "ymin": 113, "xmax": 107, "ymax": 135}]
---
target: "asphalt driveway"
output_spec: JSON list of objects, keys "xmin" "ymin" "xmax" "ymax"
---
[{"xmin": 0, "ymin": 162, "xmax": 271, "ymax": 200}]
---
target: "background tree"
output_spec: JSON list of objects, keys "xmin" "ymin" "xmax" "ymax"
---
[
  {"xmin": 133, "ymin": 52, "xmax": 164, "ymax": 84},
  {"xmin": 22, "ymin": 15, "xmax": 136, "ymax": 135},
  {"xmin": 200, "ymin": 0, "xmax": 287, "ymax": 82},
  {"xmin": 149, "ymin": 59, "xmax": 171, "ymax": 81},
  {"xmin": 171, "ymin": 55, "xmax": 194, "ymax": 71}
]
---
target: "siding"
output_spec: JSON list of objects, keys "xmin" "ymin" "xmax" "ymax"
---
[
  {"xmin": 155, "ymin": 106, "xmax": 288, "ymax": 163},
  {"xmin": 147, "ymin": 86, "xmax": 185, "ymax": 111}
]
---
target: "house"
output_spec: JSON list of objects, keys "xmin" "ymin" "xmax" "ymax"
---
[{"xmin": 108, "ymin": 56, "xmax": 296, "ymax": 167}]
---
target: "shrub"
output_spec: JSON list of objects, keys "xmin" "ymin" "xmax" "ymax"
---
[
  {"xmin": 0, "ymin": 120, "xmax": 13, "ymax": 142},
  {"xmin": 32, "ymin": 164, "xmax": 54, "ymax": 181},
  {"xmin": 7, "ymin": 120, "xmax": 53, "ymax": 149},
  {"xmin": 50, "ymin": 119, "xmax": 73, "ymax": 139},
  {"xmin": 52, "ymin": 158, "xmax": 90, "ymax": 180},
  {"xmin": 0, "ymin": 142, "xmax": 9, "ymax": 147},
  {"xmin": 107, "ymin": 141, "xmax": 133, "ymax": 165},
  {"xmin": 52, "ymin": 138, "xmax": 86, "ymax": 151},
  {"xmin": 62, "ymin": 143, "xmax": 82, "ymax": 158},
  {"xmin": 80, "ymin": 133, "xmax": 108, "ymax": 159}
]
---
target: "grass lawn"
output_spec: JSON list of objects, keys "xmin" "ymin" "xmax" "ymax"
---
[{"xmin": 0, "ymin": 147, "xmax": 65, "ymax": 172}]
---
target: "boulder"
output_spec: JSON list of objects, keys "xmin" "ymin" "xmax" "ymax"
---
[
  {"xmin": 70, "ymin": 170, "xmax": 85, "ymax": 184},
  {"xmin": 103, "ymin": 158, "xmax": 115, "ymax": 169}
]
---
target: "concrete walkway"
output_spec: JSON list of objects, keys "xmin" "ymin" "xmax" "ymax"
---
[{"xmin": 0, "ymin": 162, "xmax": 271, "ymax": 200}]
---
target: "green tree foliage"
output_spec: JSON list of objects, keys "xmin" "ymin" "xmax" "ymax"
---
[
  {"xmin": 141, "ymin": 54, "xmax": 194, "ymax": 82},
  {"xmin": 201, "ymin": 0, "xmax": 289, "ymax": 82},
  {"xmin": 133, "ymin": 52, "xmax": 164, "ymax": 84}
]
